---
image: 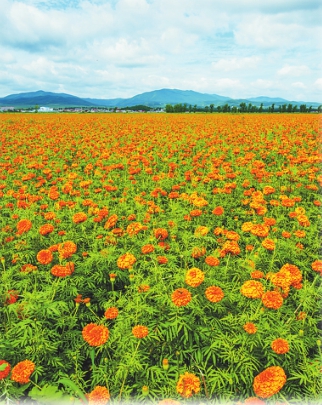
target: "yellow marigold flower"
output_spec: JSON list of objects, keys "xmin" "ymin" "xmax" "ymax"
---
[
  {"xmin": 171, "ymin": 288, "xmax": 192, "ymax": 307},
  {"xmin": 243, "ymin": 322, "xmax": 257, "ymax": 334},
  {"xmin": 82, "ymin": 323, "xmax": 109, "ymax": 346},
  {"xmin": 117, "ymin": 252, "xmax": 136, "ymax": 269},
  {"xmin": 261, "ymin": 291, "xmax": 283, "ymax": 310},
  {"xmin": 132, "ymin": 325, "xmax": 149, "ymax": 338},
  {"xmin": 279, "ymin": 263, "xmax": 302, "ymax": 286},
  {"xmin": 253, "ymin": 366, "xmax": 287, "ymax": 398},
  {"xmin": 240, "ymin": 280, "xmax": 264, "ymax": 299},
  {"xmin": 194, "ymin": 226, "xmax": 209, "ymax": 237},
  {"xmin": 261, "ymin": 238, "xmax": 275, "ymax": 251},
  {"xmin": 205, "ymin": 286, "xmax": 224, "ymax": 303},
  {"xmin": 10, "ymin": 360, "xmax": 35, "ymax": 384},
  {"xmin": 185, "ymin": 267, "xmax": 205, "ymax": 287},
  {"xmin": 87, "ymin": 386, "xmax": 110, "ymax": 405},
  {"xmin": 271, "ymin": 338, "xmax": 289, "ymax": 354},
  {"xmin": 176, "ymin": 372, "xmax": 200, "ymax": 398}
]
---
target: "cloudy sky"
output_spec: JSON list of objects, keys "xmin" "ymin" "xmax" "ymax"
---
[{"xmin": 1, "ymin": 0, "xmax": 321, "ymax": 101}]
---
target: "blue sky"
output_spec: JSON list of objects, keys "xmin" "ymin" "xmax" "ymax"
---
[{"xmin": 0, "ymin": 0, "xmax": 321, "ymax": 101}]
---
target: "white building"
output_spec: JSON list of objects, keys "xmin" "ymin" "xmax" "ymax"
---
[{"xmin": 39, "ymin": 106, "xmax": 54, "ymax": 112}]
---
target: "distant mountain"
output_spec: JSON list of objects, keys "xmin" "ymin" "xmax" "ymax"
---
[
  {"xmin": 0, "ymin": 90, "xmax": 95, "ymax": 108},
  {"xmin": 0, "ymin": 89, "xmax": 320, "ymax": 109}
]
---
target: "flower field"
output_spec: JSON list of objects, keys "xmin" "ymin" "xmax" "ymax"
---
[{"xmin": 0, "ymin": 112, "xmax": 321, "ymax": 405}]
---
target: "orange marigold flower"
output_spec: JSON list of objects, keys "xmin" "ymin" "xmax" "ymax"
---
[
  {"xmin": 87, "ymin": 386, "xmax": 110, "ymax": 405},
  {"xmin": 176, "ymin": 372, "xmax": 200, "ymax": 398},
  {"xmin": 261, "ymin": 291, "xmax": 283, "ymax": 310},
  {"xmin": 312, "ymin": 260, "xmax": 322, "ymax": 274},
  {"xmin": 261, "ymin": 238, "xmax": 275, "ymax": 251},
  {"xmin": 0, "ymin": 360, "xmax": 11, "ymax": 380},
  {"xmin": 205, "ymin": 286, "xmax": 224, "ymax": 303},
  {"xmin": 191, "ymin": 246, "xmax": 206, "ymax": 258},
  {"xmin": 240, "ymin": 280, "xmax": 264, "ymax": 299},
  {"xmin": 141, "ymin": 244, "xmax": 155, "ymax": 254},
  {"xmin": 190, "ymin": 209, "xmax": 202, "ymax": 217},
  {"xmin": 16, "ymin": 219, "xmax": 32, "ymax": 235},
  {"xmin": 58, "ymin": 240, "xmax": 77, "ymax": 259},
  {"xmin": 251, "ymin": 270, "xmax": 264, "ymax": 279},
  {"xmin": 212, "ymin": 206, "xmax": 224, "ymax": 215},
  {"xmin": 154, "ymin": 228, "xmax": 169, "ymax": 240},
  {"xmin": 10, "ymin": 360, "xmax": 35, "ymax": 384},
  {"xmin": 205, "ymin": 256, "xmax": 220, "ymax": 266},
  {"xmin": 243, "ymin": 322, "xmax": 257, "ymax": 334},
  {"xmin": 250, "ymin": 224, "xmax": 269, "ymax": 238},
  {"xmin": 138, "ymin": 284, "xmax": 150, "ymax": 293},
  {"xmin": 271, "ymin": 338, "xmax": 289, "ymax": 354},
  {"xmin": 82, "ymin": 323, "xmax": 109, "ymax": 346},
  {"xmin": 282, "ymin": 231, "xmax": 291, "ymax": 238},
  {"xmin": 104, "ymin": 307, "xmax": 119, "ymax": 320},
  {"xmin": 36, "ymin": 249, "xmax": 53, "ymax": 265},
  {"xmin": 157, "ymin": 255, "xmax": 168, "ymax": 264},
  {"xmin": 20, "ymin": 263, "xmax": 38, "ymax": 273},
  {"xmin": 5, "ymin": 290, "xmax": 19, "ymax": 305},
  {"xmin": 253, "ymin": 366, "xmax": 287, "ymax": 398},
  {"xmin": 51, "ymin": 262, "xmax": 74, "ymax": 277},
  {"xmin": 279, "ymin": 263, "xmax": 302, "ymax": 286},
  {"xmin": 171, "ymin": 288, "xmax": 192, "ymax": 307},
  {"xmin": 220, "ymin": 240, "xmax": 240, "ymax": 257},
  {"xmin": 132, "ymin": 325, "xmax": 149, "ymax": 338},
  {"xmin": 185, "ymin": 267, "xmax": 205, "ymax": 287},
  {"xmin": 194, "ymin": 225, "xmax": 209, "ymax": 237},
  {"xmin": 117, "ymin": 252, "xmax": 136, "ymax": 269},
  {"xmin": 39, "ymin": 223, "xmax": 55, "ymax": 235},
  {"xmin": 72, "ymin": 212, "xmax": 87, "ymax": 224},
  {"xmin": 104, "ymin": 214, "xmax": 118, "ymax": 229}
]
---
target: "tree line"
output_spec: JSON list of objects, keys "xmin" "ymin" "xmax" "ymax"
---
[{"xmin": 165, "ymin": 102, "xmax": 322, "ymax": 113}]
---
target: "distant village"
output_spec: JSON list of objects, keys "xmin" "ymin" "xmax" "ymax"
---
[{"xmin": 0, "ymin": 106, "xmax": 165, "ymax": 113}]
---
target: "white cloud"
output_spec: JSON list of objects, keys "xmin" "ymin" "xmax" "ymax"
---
[
  {"xmin": 212, "ymin": 57, "xmax": 261, "ymax": 72},
  {"xmin": 314, "ymin": 78, "xmax": 322, "ymax": 90},
  {"xmin": 277, "ymin": 65, "xmax": 311, "ymax": 77},
  {"xmin": 292, "ymin": 82, "xmax": 307, "ymax": 89}
]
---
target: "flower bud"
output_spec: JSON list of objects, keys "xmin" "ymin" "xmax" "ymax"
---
[
  {"xmin": 142, "ymin": 386, "xmax": 149, "ymax": 396},
  {"xmin": 162, "ymin": 358, "xmax": 169, "ymax": 371}
]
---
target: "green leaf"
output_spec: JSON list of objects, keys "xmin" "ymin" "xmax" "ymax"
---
[{"xmin": 57, "ymin": 378, "xmax": 88, "ymax": 403}]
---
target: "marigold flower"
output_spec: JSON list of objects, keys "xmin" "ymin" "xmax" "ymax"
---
[
  {"xmin": 191, "ymin": 246, "xmax": 206, "ymax": 258},
  {"xmin": 20, "ymin": 263, "xmax": 38, "ymax": 273},
  {"xmin": 157, "ymin": 255, "xmax": 168, "ymax": 264},
  {"xmin": 250, "ymin": 270, "xmax": 264, "ymax": 279},
  {"xmin": 240, "ymin": 280, "xmax": 264, "ymax": 299},
  {"xmin": 194, "ymin": 225, "xmax": 209, "ymax": 237},
  {"xmin": 176, "ymin": 372, "xmax": 200, "ymax": 398},
  {"xmin": 72, "ymin": 212, "xmax": 88, "ymax": 224},
  {"xmin": 10, "ymin": 360, "xmax": 35, "ymax": 384},
  {"xmin": 243, "ymin": 322, "xmax": 257, "ymax": 334},
  {"xmin": 253, "ymin": 366, "xmax": 287, "ymax": 398},
  {"xmin": 279, "ymin": 263, "xmax": 302, "ymax": 286},
  {"xmin": 117, "ymin": 252, "xmax": 136, "ymax": 269},
  {"xmin": 212, "ymin": 206, "xmax": 224, "ymax": 215},
  {"xmin": 16, "ymin": 219, "xmax": 32, "ymax": 235},
  {"xmin": 138, "ymin": 284, "xmax": 150, "ymax": 293},
  {"xmin": 171, "ymin": 288, "xmax": 192, "ymax": 307},
  {"xmin": 58, "ymin": 240, "xmax": 77, "ymax": 259},
  {"xmin": 205, "ymin": 256, "xmax": 220, "ymax": 266},
  {"xmin": 126, "ymin": 222, "xmax": 144, "ymax": 236},
  {"xmin": 312, "ymin": 260, "xmax": 322, "ymax": 274},
  {"xmin": 104, "ymin": 214, "xmax": 118, "ymax": 229},
  {"xmin": 282, "ymin": 231, "xmax": 291, "ymax": 238},
  {"xmin": 261, "ymin": 291, "xmax": 283, "ymax": 310},
  {"xmin": 51, "ymin": 262, "xmax": 74, "ymax": 277},
  {"xmin": 5, "ymin": 290, "xmax": 19, "ymax": 305},
  {"xmin": 82, "ymin": 323, "xmax": 109, "ymax": 346},
  {"xmin": 261, "ymin": 238, "xmax": 275, "ymax": 251},
  {"xmin": 132, "ymin": 325, "xmax": 149, "ymax": 338},
  {"xmin": 36, "ymin": 249, "xmax": 53, "ymax": 265},
  {"xmin": 205, "ymin": 286, "xmax": 224, "ymax": 303},
  {"xmin": 39, "ymin": 223, "xmax": 55, "ymax": 235},
  {"xmin": 154, "ymin": 228, "xmax": 169, "ymax": 240},
  {"xmin": 104, "ymin": 307, "xmax": 119, "ymax": 320},
  {"xmin": 190, "ymin": 209, "xmax": 202, "ymax": 217},
  {"xmin": 271, "ymin": 338, "xmax": 289, "ymax": 354},
  {"xmin": 141, "ymin": 244, "xmax": 155, "ymax": 254},
  {"xmin": 87, "ymin": 386, "xmax": 110, "ymax": 405},
  {"xmin": 250, "ymin": 224, "xmax": 269, "ymax": 238},
  {"xmin": 185, "ymin": 267, "xmax": 205, "ymax": 287},
  {"xmin": 0, "ymin": 360, "xmax": 11, "ymax": 380},
  {"xmin": 220, "ymin": 240, "xmax": 240, "ymax": 257}
]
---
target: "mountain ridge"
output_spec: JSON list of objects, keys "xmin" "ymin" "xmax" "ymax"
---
[{"xmin": 0, "ymin": 89, "xmax": 320, "ymax": 109}]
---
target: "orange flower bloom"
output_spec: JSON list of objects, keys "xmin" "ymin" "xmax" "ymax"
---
[
  {"xmin": 141, "ymin": 244, "xmax": 155, "ymax": 254},
  {"xmin": 51, "ymin": 262, "xmax": 74, "ymax": 277},
  {"xmin": 5, "ymin": 290, "xmax": 19, "ymax": 305},
  {"xmin": 0, "ymin": 360, "xmax": 11, "ymax": 380},
  {"xmin": 271, "ymin": 338, "xmax": 289, "ymax": 354},
  {"xmin": 72, "ymin": 212, "xmax": 87, "ymax": 224},
  {"xmin": 279, "ymin": 263, "xmax": 302, "ymax": 286},
  {"xmin": 212, "ymin": 206, "xmax": 224, "ymax": 215},
  {"xmin": 117, "ymin": 252, "xmax": 136, "ymax": 269},
  {"xmin": 87, "ymin": 386, "xmax": 110, "ymax": 405},
  {"xmin": 171, "ymin": 288, "xmax": 192, "ymax": 307},
  {"xmin": 253, "ymin": 366, "xmax": 287, "ymax": 398},
  {"xmin": 220, "ymin": 240, "xmax": 240, "ymax": 257},
  {"xmin": 58, "ymin": 241, "xmax": 77, "ymax": 259},
  {"xmin": 190, "ymin": 209, "xmax": 203, "ymax": 217},
  {"xmin": 39, "ymin": 223, "xmax": 55, "ymax": 235},
  {"xmin": 16, "ymin": 219, "xmax": 32, "ymax": 235},
  {"xmin": 205, "ymin": 256, "xmax": 220, "ymax": 266},
  {"xmin": 240, "ymin": 280, "xmax": 264, "ymax": 299},
  {"xmin": 312, "ymin": 260, "xmax": 322, "ymax": 274},
  {"xmin": 10, "ymin": 360, "xmax": 35, "ymax": 384},
  {"xmin": 104, "ymin": 214, "xmax": 118, "ymax": 229},
  {"xmin": 250, "ymin": 270, "xmax": 264, "ymax": 279},
  {"xmin": 191, "ymin": 246, "xmax": 206, "ymax": 258},
  {"xmin": 176, "ymin": 372, "xmax": 200, "ymax": 398},
  {"xmin": 132, "ymin": 325, "xmax": 149, "ymax": 338},
  {"xmin": 194, "ymin": 225, "xmax": 209, "ymax": 237},
  {"xmin": 261, "ymin": 291, "xmax": 283, "ymax": 309},
  {"xmin": 185, "ymin": 267, "xmax": 205, "ymax": 287},
  {"xmin": 261, "ymin": 238, "xmax": 275, "ymax": 251},
  {"xmin": 157, "ymin": 255, "xmax": 168, "ymax": 264},
  {"xmin": 243, "ymin": 322, "xmax": 257, "ymax": 334},
  {"xmin": 20, "ymin": 263, "xmax": 37, "ymax": 273},
  {"xmin": 205, "ymin": 286, "xmax": 224, "ymax": 303},
  {"xmin": 104, "ymin": 307, "xmax": 119, "ymax": 320},
  {"xmin": 36, "ymin": 249, "xmax": 53, "ymax": 265},
  {"xmin": 154, "ymin": 228, "xmax": 169, "ymax": 240},
  {"xmin": 82, "ymin": 323, "xmax": 109, "ymax": 346},
  {"xmin": 138, "ymin": 284, "xmax": 150, "ymax": 293},
  {"xmin": 250, "ymin": 224, "xmax": 269, "ymax": 238}
]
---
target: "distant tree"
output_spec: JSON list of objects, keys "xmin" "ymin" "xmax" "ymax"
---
[
  {"xmin": 318, "ymin": 105, "xmax": 322, "ymax": 113},
  {"xmin": 259, "ymin": 103, "xmax": 263, "ymax": 113},
  {"xmin": 231, "ymin": 106, "xmax": 237, "ymax": 113},
  {"xmin": 165, "ymin": 104, "xmax": 174, "ymax": 113},
  {"xmin": 188, "ymin": 104, "xmax": 192, "ymax": 113},
  {"xmin": 281, "ymin": 104, "xmax": 287, "ymax": 113},
  {"xmin": 204, "ymin": 106, "xmax": 209, "ymax": 113},
  {"xmin": 217, "ymin": 106, "xmax": 222, "ymax": 113},
  {"xmin": 308, "ymin": 106, "xmax": 312, "ymax": 113},
  {"xmin": 271, "ymin": 103, "xmax": 275, "ymax": 113},
  {"xmin": 239, "ymin": 102, "xmax": 246, "ymax": 113},
  {"xmin": 292, "ymin": 105, "xmax": 298, "ymax": 113},
  {"xmin": 210, "ymin": 104, "xmax": 214, "ymax": 113},
  {"xmin": 222, "ymin": 104, "xmax": 230, "ymax": 113},
  {"xmin": 193, "ymin": 104, "xmax": 197, "ymax": 113},
  {"xmin": 300, "ymin": 104, "xmax": 307, "ymax": 113},
  {"xmin": 35, "ymin": 104, "xmax": 39, "ymax": 113},
  {"xmin": 287, "ymin": 103, "xmax": 293, "ymax": 113}
]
